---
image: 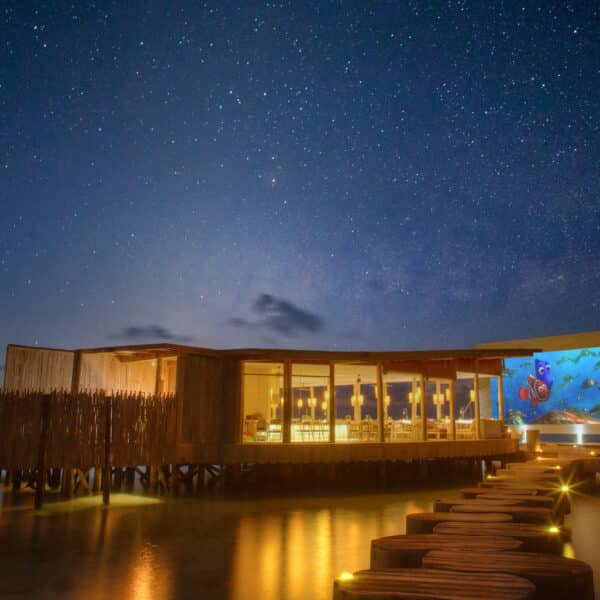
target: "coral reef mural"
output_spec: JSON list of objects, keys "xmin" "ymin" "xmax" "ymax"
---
[{"xmin": 503, "ymin": 347, "xmax": 600, "ymax": 425}]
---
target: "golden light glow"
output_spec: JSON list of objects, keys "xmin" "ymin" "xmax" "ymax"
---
[
  {"xmin": 548, "ymin": 525, "xmax": 560, "ymax": 534},
  {"xmin": 590, "ymin": 451, "xmax": 597, "ymax": 456},
  {"xmin": 338, "ymin": 571, "xmax": 354, "ymax": 581},
  {"xmin": 321, "ymin": 401, "xmax": 328, "ymax": 412},
  {"xmin": 297, "ymin": 399, "xmax": 303, "ymax": 409},
  {"xmin": 383, "ymin": 395, "xmax": 391, "ymax": 407},
  {"xmin": 560, "ymin": 484, "xmax": 570, "ymax": 493},
  {"xmin": 350, "ymin": 395, "xmax": 364, "ymax": 407}
]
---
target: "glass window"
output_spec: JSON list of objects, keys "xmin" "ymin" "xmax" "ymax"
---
[
  {"xmin": 242, "ymin": 362, "xmax": 284, "ymax": 443},
  {"xmin": 291, "ymin": 364, "xmax": 330, "ymax": 442},
  {"xmin": 455, "ymin": 374, "xmax": 476, "ymax": 439},
  {"xmin": 381, "ymin": 372, "xmax": 421, "ymax": 441},
  {"xmin": 334, "ymin": 364, "xmax": 378, "ymax": 442}
]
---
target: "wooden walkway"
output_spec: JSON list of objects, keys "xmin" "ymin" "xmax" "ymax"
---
[{"xmin": 334, "ymin": 448, "xmax": 599, "ymax": 598}]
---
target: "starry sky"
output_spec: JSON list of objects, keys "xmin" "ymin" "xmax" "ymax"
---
[{"xmin": 1, "ymin": 1, "xmax": 599, "ymax": 366}]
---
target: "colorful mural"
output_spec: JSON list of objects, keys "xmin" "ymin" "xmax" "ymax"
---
[{"xmin": 503, "ymin": 347, "xmax": 600, "ymax": 425}]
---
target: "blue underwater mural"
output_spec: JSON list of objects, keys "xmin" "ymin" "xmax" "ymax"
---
[{"xmin": 503, "ymin": 347, "xmax": 600, "ymax": 425}]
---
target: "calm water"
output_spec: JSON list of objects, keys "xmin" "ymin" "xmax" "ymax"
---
[{"xmin": 0, "ymin": 484, "xmax": 599, "ymax": 599}]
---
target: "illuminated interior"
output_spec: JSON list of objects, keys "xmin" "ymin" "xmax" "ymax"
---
[{"xmin": 242, "ymin": 360, "xmax": 503, "ymax": 444}]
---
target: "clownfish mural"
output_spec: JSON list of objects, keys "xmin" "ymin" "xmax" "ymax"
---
[{"xmin": 518, "ymin": 359, "xmax": 554, "ymax": 408}]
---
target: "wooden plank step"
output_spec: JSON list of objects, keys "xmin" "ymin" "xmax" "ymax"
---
[
  {"xmin": 476, "ymin": 493, "xmax": 557, "ymax": 509},
  {"xmin": 433, "ymin": 498, "xmax": 523, "ymax": 512},
  {"xmin": 333, "ymin": 568, "xmax": 536, "ymax": 599},
  {"xmin": 478, "ymin": 481, "xmax": 557, "ymax": 494},
  {"xmin": 406, "ymin": 512, "xmax": 512, "ymax": 534},
  {"xmin": 423, "ymin": 549, "xmax": 594, "ymax": 600},
  {"xmin": 432, "ymin": 521, "xmax": 564, "ymax": 554},
  {"xmin": 461, "ymin": 487, "xmax": 539, "ymax": 498},
  {"xmin": 370, "ymin": 533, "xmax": 523, "ymax": 569},
  {"xmin": 450, "ymin": 504, "xmax": 554, "ymax": 524}
]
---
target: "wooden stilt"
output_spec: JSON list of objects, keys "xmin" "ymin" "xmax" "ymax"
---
[
  {"xmin": 102, "ymin": 396, "xmax": 112, "ymax": 506},
  {"xmin": 34, "ymin": 394, "xmax": 50, "ymax": 510}
]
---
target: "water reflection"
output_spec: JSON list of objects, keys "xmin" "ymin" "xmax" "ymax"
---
[
  {"xmin": 230, "ymin": 494, "xmax": 431, "ymax": 600},
  {"xmin": 0, "ymin": 485, "xmax": 598, "ymax": 599}
]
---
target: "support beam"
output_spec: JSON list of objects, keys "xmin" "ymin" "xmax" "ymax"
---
[
  {"xmin": 70, "ymin": 350, "xmax": 82, "ymax": 394},
  {"xmin": 282, "ymin": 361, "xmax": 292, "ymax": 443},
  {"xmin": 419, "ymin": 373, "xmax": 427, "ymax": 441},
  {"xmin": 154, "ymin": 358, "xmax": 163, "ymax": 395},
  {"xmin": 497, "ymin": 374, "xmax": 504, "ymax": 424},
  {"xmin": 376, "ymin": 363, "xmax": 385, "ymax": 442},
  {"xmin": 448, "ymin": 381, "xmax": 456, "ymax": 440},
  {"xmin": 329, "ymin": 363, "xmax": 335, "ymax": 443},
  {"xmin": 473, "ymin": 363, "xmax": 481, "ymax": 440}
]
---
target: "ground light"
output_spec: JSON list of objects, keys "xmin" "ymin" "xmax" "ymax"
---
[
  {"xmin": 548, "ymin": 525, "xmax": 560, "ymax": 534},
  {"xmin": 338, "ymin": 572, "xmax": 354, "ymax": 581}
]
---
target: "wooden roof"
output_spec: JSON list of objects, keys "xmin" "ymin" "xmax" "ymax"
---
[{"xmin": 476, "ymin": 330, "xmax": 600, "ymax": 352}]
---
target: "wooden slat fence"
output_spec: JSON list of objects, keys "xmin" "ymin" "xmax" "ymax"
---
[{"xmin": 0, "ymin": 390, "xmax": 177, "ymax": 470}]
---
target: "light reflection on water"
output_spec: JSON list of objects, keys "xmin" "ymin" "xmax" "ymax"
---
[{"xmin": 0, "ymin": 486, "xmax": 599, "ymax": 599}]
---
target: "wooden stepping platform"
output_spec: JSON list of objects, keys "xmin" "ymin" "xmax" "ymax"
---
[
  {"xmin": 370, "ymin": 533, "xmax": 523, "ymax": 569},
  {"xmin": 479, "ymin": 481, "xmax": 557, "ymax": 494},
  {"xmin": 333, "ymin": 568, "xmax": 536, "ymax": 599},
  {"xmin": 423, "ymin": 549, "xmax": 594, "ymax": 600},
  {"xmin": 450, "ymin": 504, "xmax": 553, "ymax": 524},
  {"xmin": 432, "ymin": 521, "xmax": 564, "ymax": 553},
  {"xmin": 406, "ymin": 511, "xmax": 512, "ymax": 534},
  {"xmin": 461, "ymin": 487, "xmax": 539, "ymax": 498},
  {"xmin": 433, "ymin": 498, "xmax": 523, "ymax": 512},
  {"xmin": 476, "ymin": 493, "xmax": 559, "ymax": 509}
]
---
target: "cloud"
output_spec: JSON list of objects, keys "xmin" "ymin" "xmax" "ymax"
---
[
  {"xmin": 110, "ymin": 324, "xmax": 194, "ymax": 343},
  {"xmin": 230, "ymin": 293, "xmax": 325, "ymax": 337}
]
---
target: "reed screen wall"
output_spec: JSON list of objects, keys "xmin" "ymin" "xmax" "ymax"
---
[{"xmin": 0, "ymin": 390, "xmax": 177, "ymax": 470}]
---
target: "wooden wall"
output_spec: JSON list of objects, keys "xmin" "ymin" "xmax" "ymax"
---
[
  {"xmin": 176, "ymin": 354, "xmax": 241, "ymax": 445},
  {"xmin": 3, "ymin": 345, "xmax": 74, "ymax": 392},
  {"xmin": 78, "ymin": 352, "xmax": 157, "ymax": 394}
]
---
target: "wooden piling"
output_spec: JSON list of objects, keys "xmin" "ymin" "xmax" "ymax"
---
[
  {"xmin": 34, "ymin": 393, "xmax": 50, "ymax": 510},
  {"xmin": 102, "ymin": 395, "xmax": 112, "ymax": 506}
]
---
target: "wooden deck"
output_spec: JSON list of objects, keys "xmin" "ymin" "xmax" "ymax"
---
[{"xmin": 215, "ymin": 438, "xmax": 518, "ymax": 464}]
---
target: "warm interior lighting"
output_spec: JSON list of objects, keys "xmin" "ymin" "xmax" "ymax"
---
[
  {"xmin": 321, "ymin": 401, "xmax": 327, "ymax": 412},
  {"xmin": 590, "ymin": 451, "xmax": 596, "ymax": 456},
  {"xmin": 548, "ymin": 525, "xmax": 560, "ymax": 534},
  {"xmin": 297, "ymin": 399, "xmax": 303, "ymax": 410},
  {"xmin": 560, "ymin": 484, "xmax": 570, "ymax": 493},
  {"xmin": 469, "ymin": 389, "xmax": 475, "ymax": 402},
  {"xmin": 383, "ymin": 395, "xmax": 391, "ymax": 407},
  {"xmin": 338, "ymin": 572, "xmax": 354, "ymax": 582},
  {"xmin": 350, "ymin": 395, "xmax": 364, "ymax": 407}
]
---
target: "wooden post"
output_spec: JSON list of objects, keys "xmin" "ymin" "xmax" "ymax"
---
[
  {"xmin": 329, "ymin": 363, "xmax": 335, "ymax": 443},
  {"xmin": 497, "ymin": 374, "xmax": 505, "ymax": 425},
  {"xmin": 102, "ymin": 395, "xmax": 112, "ymax": 506},
  {"xmin": 282, "ymin": 362, "xmax": 291, "ymax": 443},
  {"xmin": 448, "ymin": 381, "xmax": 456, "ymax": 441},
  {"xmin": 34, "ymin": 393, "xmax": 51, "ymax": 510},
  {"xmin": 154, "ymin": 358, "xmax": 163, "ymax": 395},
  {"xmin": 474, "ymin": 363, "xmax": 481, "ymax": 440},
  {"xmin": 419, "ymin": 373, "xmax": 427, "ymax": 441},
  {"xmin": 70, "ymin": 350, "xmax": 82, "ymax": 394},
  {"xmin": 376, "ymin": 364, "xmax": 385, "ymax": 442}
]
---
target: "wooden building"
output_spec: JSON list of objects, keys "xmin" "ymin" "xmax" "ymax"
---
[{"xmin": 3, "ymin": 343, "xmax": 535, "ymax": 466}]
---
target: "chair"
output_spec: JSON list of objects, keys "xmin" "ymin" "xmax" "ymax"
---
[{"xmin": 299, "ymin": 415, "xmax": 314, "ymax": 441}]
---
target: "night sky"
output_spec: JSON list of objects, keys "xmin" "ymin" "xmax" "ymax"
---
[{"xmin": 2, "ymin": 2, "xmax": 599, "ymax": 367}]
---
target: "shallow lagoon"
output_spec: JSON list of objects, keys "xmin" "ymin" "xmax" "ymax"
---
[{"xmin": 0, "ymin": 484, "xmax": 599, "ymax": 599}]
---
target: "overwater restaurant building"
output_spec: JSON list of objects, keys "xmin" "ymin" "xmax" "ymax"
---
[{"xmin": 3, "ymin": 343, "xmax": 532, "ymax": 463}]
